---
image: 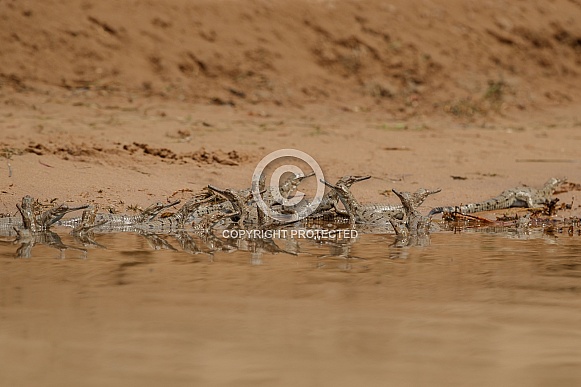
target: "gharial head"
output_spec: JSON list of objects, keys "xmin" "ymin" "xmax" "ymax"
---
[
  {"xmin": 208, "ymin": 185, "xmax": 258, "ymax": 203},
  {"xmin": 336, "ymin": 175, "xmax": 371, "ymax": 188},
  {"xmin": 207, "ymin": 185, "xmax": 237, "ymax": 200},
  {"xmin": 320, "ymin": 179, "xmax": 351, "ymax": 198},
  {"xmin": 319, "ymin": 176, "xmax": 371, "ymax": 204},
  {"xmin": 545, "ymin": 177, "xmax": 567, "ymax": 188},
  {"xmin": 392, "ymin": 188, "xmax": 441, "ymax": 211},
  {"xmin": 279, "ymin": 172, "xmax": 315, "ymax": 195}
]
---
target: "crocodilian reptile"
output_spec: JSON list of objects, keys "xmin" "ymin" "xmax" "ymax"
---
[{"xmin": 428, "ymin": 177, "xmax": 565, "ymax": 216}]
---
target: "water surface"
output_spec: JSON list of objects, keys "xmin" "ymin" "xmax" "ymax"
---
[{"xmin": 1, "ymin": 230, "xmax": 581, "ymax": 386}]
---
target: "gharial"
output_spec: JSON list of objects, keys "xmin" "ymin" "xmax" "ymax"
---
[{"xmin": 428, "ymin": 177, "xmax": 565, "ymax": 216}]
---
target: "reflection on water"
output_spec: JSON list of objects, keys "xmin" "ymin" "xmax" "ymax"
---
[{"xmin": 1, "ymin": 228, "xmax": 581, "ymax": 386}]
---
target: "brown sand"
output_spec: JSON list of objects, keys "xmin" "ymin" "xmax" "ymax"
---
[{"xmin": 1, "ymin": 0, "xmax": 580, "ymax": 216}]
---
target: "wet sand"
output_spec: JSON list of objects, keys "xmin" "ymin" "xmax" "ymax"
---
[{"xmin": 1, "ymin": 92, "xmax": 580, "ymax": 219}]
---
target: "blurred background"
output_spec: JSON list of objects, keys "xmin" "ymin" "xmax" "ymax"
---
[{"xmin": 2, "ymin": 0, "xmax": 580, "ymax": 117}]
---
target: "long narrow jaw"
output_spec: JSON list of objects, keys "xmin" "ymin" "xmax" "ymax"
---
[
  {"xmin": 548, "ymin": 177, "xmax": 566, "ymax": 186},
  {"xmin": 46, "ymin": 204, "xmax": 91, "ymax": 227},
  {"xmin": 144, "ymin": 200, "xmax": 181, "ymax": 215},
  {"xmin": 296, "ymin": 172, "xmax": 315, "ymax": 182},
  {"xmin": 207, "ymin": 185, "xmax": 237, "ymax": 202},
  {"xmin": 283, "ymin": 172, "xmax": 316, "ymax": 193},
  {"xmin": 207, "ymin": 185, "xmax": 226, "ymax": 194},
  {"xmin": 321, "ymin": 179, "xmax": 350, "ymax": 198},
  {"xmin": 208, "ymin": 185, "xmax": 260, "ymax": 203},
  {"xmin": 59, "ymin": 204, "xmax": 90, "ymax": 214},
  {"xmin": 321, "ymin": 179, "xmax": 338, "ymax": 190},
  {"xmin": 391, "ymin": 189, "xmax": 409, "ymax": 203},
  {"xmin": 338, "ymin": 175, "xmax": 371, "ymax": 186},
  {"xmin": 392, "ymin": 188, "xmax": 441, "ymax": 210}
]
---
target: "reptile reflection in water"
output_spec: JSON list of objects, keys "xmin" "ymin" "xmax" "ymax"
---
[{"xmin": 3, "ymin": 218, "xmax": 580, "ymax": 260}]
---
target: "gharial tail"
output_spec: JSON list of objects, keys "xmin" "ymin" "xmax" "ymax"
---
[
  {"xmin": 428, "ymin": 206, "xmax": 457, "ymax": 216},
  {"xmin": 428, "ymin": 198, "xmax": 514, "ymax": 216}
]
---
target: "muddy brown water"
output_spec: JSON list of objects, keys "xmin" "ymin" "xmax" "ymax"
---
[{"xmin": 1, "ymin": 229, "xmax": 581, "ymax": 387}]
